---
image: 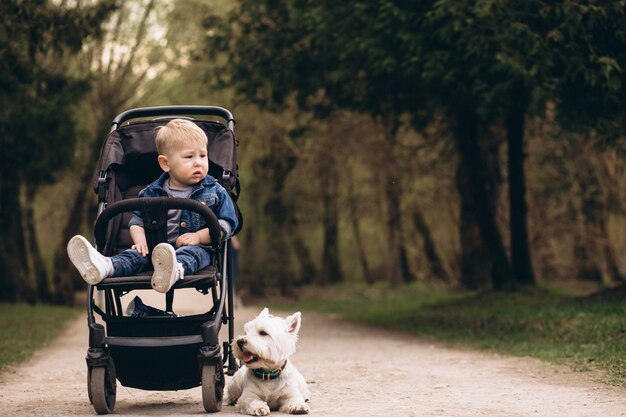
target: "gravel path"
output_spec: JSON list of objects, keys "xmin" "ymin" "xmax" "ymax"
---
[{"xmin": 1, "ymin": 290, "xmax": 625, "ymax": 417}]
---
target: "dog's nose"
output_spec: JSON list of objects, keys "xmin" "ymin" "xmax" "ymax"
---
[{"xmin": 237, "ymin": 339, "xmax": 246, "ymax": 349}]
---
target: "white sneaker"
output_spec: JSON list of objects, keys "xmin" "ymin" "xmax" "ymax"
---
[
  {"xmin": 151, "ymin": 243, "xmax": 184, "ymax": 293},
  {"xmin": 67, "ymin": 235, "xmax": 113, "ymax": 285}
]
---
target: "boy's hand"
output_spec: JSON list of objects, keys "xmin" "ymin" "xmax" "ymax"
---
[
  {"xmin": 129, "ymin": 225, "xmax": 149, "ymax": 256},
  {"xmin": 176, "ymin": 232, "xmax": 202, "ymax": 247},
  {"xmin": 131, "ymin": 243, "xmax": 149, "ymax": 256}
]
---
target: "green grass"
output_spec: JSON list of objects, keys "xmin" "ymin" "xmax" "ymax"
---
[
  {"xmin": 0, "ymin": 303, "xmax": 82, "ymax": 371},
  {"xmin": 264, "ymin": 283, "xmax": 626, "ymax": 387}
]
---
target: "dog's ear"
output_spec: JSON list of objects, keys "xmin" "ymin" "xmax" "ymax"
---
[
  {"xmin": 259, "ymin": 307, "xmax": 270, "ymax": 317},
  {"xmin": 285, "ymin": 312, "xmax": 301, "ymax": 335}
]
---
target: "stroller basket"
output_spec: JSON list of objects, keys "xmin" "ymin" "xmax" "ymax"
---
[{"xmin": 104, "ymin": 314, "xmax": 212, "ymax": 390}]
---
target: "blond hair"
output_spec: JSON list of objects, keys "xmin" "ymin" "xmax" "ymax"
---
[{"xmin": 155, "ymin": 119, "xmax": 208, "ymax": 155}]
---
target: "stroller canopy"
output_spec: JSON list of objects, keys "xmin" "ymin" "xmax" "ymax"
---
[{"xmin": 93, "ymin": 117, "xmax": 238, "ymax": 193}]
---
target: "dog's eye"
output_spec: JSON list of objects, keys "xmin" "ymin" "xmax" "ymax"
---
[{"xmin": 258, "ymin": 330, "xmax": 268, "ymax": 336}]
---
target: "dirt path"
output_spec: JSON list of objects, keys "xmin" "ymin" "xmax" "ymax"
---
[{"xmin": 1, "ymin": 292, "xmax": 625, "ymax": 417}]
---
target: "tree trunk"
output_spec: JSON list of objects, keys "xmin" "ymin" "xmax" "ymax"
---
[
  {"xmin": 284, "ymin": 187, "xmax": 317, "ymax": 285},
  {"xmin": 602, "ymin": 235, "xmax": 625, "ymax": 283},
  {"xmin": 0, "ymin": 182, "xmax": 20, "ymax": 302},
  {"xmin": 575, "ymin": 164, "xmax": 625, "ymax": 285},
  {"xmin": 574, "ymin": 175, "xmax": 605, "ymax": 283},
  {"xmin": 453, "ymin": 103, "xmax": 514, "ymax": 290},
  {"xmin": 346, "ymin": 171, "xmax": 374, "ymax": 284},
  {"xmin": 0, "ymin": 180, "xmax": 36, "ymax": 303},
  {"xmin": 399, "ymin": 240, "xmax": 417, "ymax": 284},
  {"xmin": 505, "ymin": 85, "xmax": 535, "ymax": 286},
  {"xmin": 380, "ymin": 116, "xmax": 412, "ymax": 285},
  {"xmin": 456, "ymin": 164, "xmax": 492, "ymax": 290},
  {"xmin": 582, "ymin": 215, "xmax": 624, "ymax": 284},
  {"xmin": 571, "ymin": 198, "xmax": 601, "ymax": 282},
  {"xmin": 24, "ymin": 185, "xmax": 52, "ymax": 302},
  {"xmin": 383, "ymin": 177, "xmax": 402, "ymax": 285},
  {"xmin": 320, "ymin": 157, "xmax": 343, "ymax": 284},
  {"xmin": 264, "ymin": 196, "xmax": 294, "ymax": 295},
  {"xmin": 244, "ymin": 195, "xmax": 266, "ymax": 297},
  {"xmin": 412, "ymin": 208, "xmax": 450, "ymax": 282},
  {"xmin": 287, "ymin": 225, "xmax": 318, "ymax": 285}
]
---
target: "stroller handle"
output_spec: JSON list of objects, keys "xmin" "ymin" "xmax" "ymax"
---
[
  {"xmin": 94, "ymin": 197, "xmax": 223, "ymax": 251},
  {"xmin": 111, "ymin": 106, "xmax": 235, "ymax": 132}
]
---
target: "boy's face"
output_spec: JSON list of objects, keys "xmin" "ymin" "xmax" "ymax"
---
[{"xmin": 157, "ymin": 143, "xmax": 208, "ymax": 188}]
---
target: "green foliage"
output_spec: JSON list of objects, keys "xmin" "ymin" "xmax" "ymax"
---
[
  {"xmin": 209, "ymin": 0, "xmax": 626, "ymax": 137},
  {"xmin": 549, "ymin": 1, "xmax": 626, "ymax": 138},
  {"xmin": 267, "ymin": 283, "xmax": 626, "ymax": 387},
  {"xmin": 0, "ymin": 0, "xmax": 117, "ymax": 185},
  {"xmin": 207, "ymin": 0, "xmax": 428, "ymax": 118},
  {"xmin": 0, "ymin": 303, "xmax": 81, "ymax": 370}
]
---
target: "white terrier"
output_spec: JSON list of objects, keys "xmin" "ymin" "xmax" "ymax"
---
[{"xmin": 228, "ymin": 308, "xmax": 310, "ymax": 416}]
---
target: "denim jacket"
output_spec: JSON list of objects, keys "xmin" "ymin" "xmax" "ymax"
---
[{"xmin": 128, "ymin": 172, "xmax": 238, "ymax": 239}]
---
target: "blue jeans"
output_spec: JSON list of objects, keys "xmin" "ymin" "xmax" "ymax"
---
[{"xmin": 110, "ymin": 245, "xmax": 212, "ymax": 277}]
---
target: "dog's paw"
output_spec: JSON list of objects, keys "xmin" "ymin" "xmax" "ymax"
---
[
  {"xmin": 247, "ymin": 404, "xmax": 270, "ymax": 416},
  {"xmin": 248, "ymin": 407, "xmax": 270, "ymax": 416},
  {"xmin": 283, "ymin": 402, "xmax": 310, "ymax": 414}
]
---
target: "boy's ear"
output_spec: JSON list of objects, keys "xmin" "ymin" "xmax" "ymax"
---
[{"xmin": 157, "ymin": 155, "xmax": 170, "ymax": 172}]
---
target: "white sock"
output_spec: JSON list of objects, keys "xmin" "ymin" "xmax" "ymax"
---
[{"xmin": 104, "ymin": 257, "xmax": 114, "ymax": 277}]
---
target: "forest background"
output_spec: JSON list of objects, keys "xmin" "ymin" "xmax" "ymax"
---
[{"xmin": 1, "ymin": 0, "xmax": 625, "ymax": 305}]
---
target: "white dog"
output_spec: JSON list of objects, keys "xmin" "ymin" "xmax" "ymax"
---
[{"xmin": 227, "ymin": 308, "xmax": 310, "ymax": 416}]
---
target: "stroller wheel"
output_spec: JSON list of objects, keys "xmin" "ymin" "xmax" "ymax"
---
[
  {"xmin": 89, "ymin": 364, "xmax": 116, "ymax": 414},
  {"xmin": 201, "ymin": 364, "xmax": 224, "ymax": 412}
]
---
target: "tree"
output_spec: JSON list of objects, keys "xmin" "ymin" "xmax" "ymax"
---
[
  {"xmin": 551, "ymin": 2, "xmax": 626, "ymax": 137},
  {"xmin": 206, "ymin": 0, "xmax": 433, "ymax": 284},
  {"xmin": 0, "ymin": 0, "xmax": 115, "ymax": 302}
]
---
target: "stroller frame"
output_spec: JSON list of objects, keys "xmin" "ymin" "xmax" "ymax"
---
[{"xmin": 84, "ymin": 106, "xmax": 240, "ymax": 414}]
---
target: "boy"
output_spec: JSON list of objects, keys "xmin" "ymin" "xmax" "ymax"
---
[{"xmin": 67, "ymin": 119, "xmax": 239, "ymax": 293}]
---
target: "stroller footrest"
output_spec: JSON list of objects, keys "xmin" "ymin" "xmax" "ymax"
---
[{"xmin": 105, "ymin": 334, "xmax": 203, "ymax": 347}]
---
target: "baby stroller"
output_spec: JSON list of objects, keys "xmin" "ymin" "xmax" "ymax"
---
[{"xmin": 85, "ymin": 106, "xmax": 241, "ymax": 414}]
